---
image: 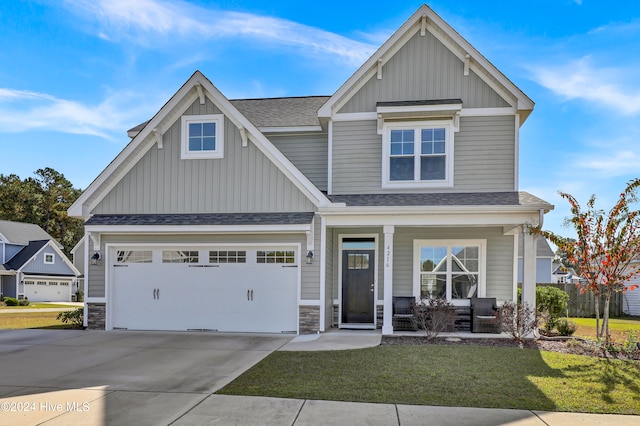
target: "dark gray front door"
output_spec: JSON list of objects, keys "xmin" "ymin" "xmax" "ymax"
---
[{"xmin": 342, "ymin": 250, "xmax": 375, "ymax": 324}]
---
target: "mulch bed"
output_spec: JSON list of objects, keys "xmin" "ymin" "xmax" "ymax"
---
[{"xmin": 381, "ymin": 335, "xmax": 640, "ymax": 361}]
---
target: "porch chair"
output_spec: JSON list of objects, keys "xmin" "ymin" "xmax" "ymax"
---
[
  {"xmin": 392, "ymin": 296, "xmax": 417, "ymax": 331},
  {"xmin": 470, "ymin": 297, "xmax": 501, "ymax": 333}
]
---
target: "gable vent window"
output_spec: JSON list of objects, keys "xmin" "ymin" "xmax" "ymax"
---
[
  {"xmin": 181, "ymin": 114, "xmax": 224, "ymax": 159},
  {"xmin": 383, "ymin": 120, "xmax": 454, "ymax": 189},
  {"xmin": 44, "ymin": 253, "xmax": 55, "ymax": 264}
]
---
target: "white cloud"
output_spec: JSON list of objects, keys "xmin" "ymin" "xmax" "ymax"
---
[
  {"xmin": 0, "ymin": 88, "xmax": 150, "ymax": 139},
  {"xmin": 530, "ymin": 56, "xmax": 640, "ymax": 115},
  {"xmin": 61, "ymin": 0, "xmax": 376, "ymax": 67}
]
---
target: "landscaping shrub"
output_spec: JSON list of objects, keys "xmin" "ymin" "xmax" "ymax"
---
[
  {"xmin": 413, "ymin": 297, "xmax": 456, "ymax": 338},
  {"xmin": 75, "ymin": 289, "xmax": 84, "ymax": 302},
  {"xmin": 536, "ymin": 286, "xmax": 569, "ymax": 333},
  {"xmin": 4, "ymin": 297, "xmax": 19, "ymax": 306},
  {"xmin": 556, "ymin": 318, "xmax": 577, "ymax": 336},
  {"xmin": 57, "ymin": 308, "xmax": 84, "ymax": 328},
  {"xmin": 500, "ymin": 301, "xmax": 537, "ymax": 347},
  {"xmin": 19, "ymin": 297, "xmax": 29, "ymax": 306}
]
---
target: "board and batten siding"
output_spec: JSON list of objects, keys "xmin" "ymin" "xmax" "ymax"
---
[
  {"xmin": 393, "ymin": 227, "xmax": 515, "ymax": 302},
  {"xmin": 22, "ymin": 249, "xmax": 75, "ymax": 276},
  {"xmin": 92, "ymin": 99, "xmax": 315, "ymax": 214},
  {"xmin": 268, "ymin": 133, "xmax": 328, "ymax": 191},
  {"xmin": 332, "ymin": 115, "xmax": 515, "ymax": 194},
  {"xmin": 339, "ymin": 30, "xmax": 510, "ymax": 114},
  {"xmin": 88, "ymin": 231, "xmax": 321, "ymax": 300}
]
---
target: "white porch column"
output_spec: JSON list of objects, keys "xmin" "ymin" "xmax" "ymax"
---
[
  {"xmin": 521, "ymin": 230, "xmax": 537, "ymax": 310},
  {"xmin": 382, "ymin": 225, "xmax": 395, "ymax": 335}
]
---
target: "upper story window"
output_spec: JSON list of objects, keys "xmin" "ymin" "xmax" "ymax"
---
[
  {"xmin": 382, "ymin": 120, "xmax": 454, "ymax": 189},
  {"xmin": 181, "ymin": 114, "xmax": 224, "ymax": 159},
  {"xmin": 44, "ymin": 253, "xmax": 55, "ymax": 264}
]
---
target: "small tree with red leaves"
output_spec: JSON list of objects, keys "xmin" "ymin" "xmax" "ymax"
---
[{"xmin": 535, "ymin": 178, "xmax": 640, "ymax": 345}]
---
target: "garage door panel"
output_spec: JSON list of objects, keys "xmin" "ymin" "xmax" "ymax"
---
[
  {"xmin": 24, "ymin": 279, "xmax": 72, "ymax": 302},
  {"xmin": 110, "ymin": 246, "xmax": 299, "ymax": 333}
]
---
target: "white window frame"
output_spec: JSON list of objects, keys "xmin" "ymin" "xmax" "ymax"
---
[
  {"xmin": 413, "ymin": 239, "xmax": 486, "ymax": 306},
  {"xmin": 180, "ymin": 114, "xmax": 225, "ymax": 159},
  {"xmin": 382, "ymin": 120, "xmax": 454, "ymax": 189},
  {"xmin": 44, "ymin": 253, "xmax": 55, "ymax": 264}
]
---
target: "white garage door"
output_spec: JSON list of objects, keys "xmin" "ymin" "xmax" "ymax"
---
[
  {"xmin": 110, "ymin": 246, "xmax": 299, "ymax": 333},
  {"xmin": 24, "ymin": 279, "xmax": 72, "ymax": 302}
]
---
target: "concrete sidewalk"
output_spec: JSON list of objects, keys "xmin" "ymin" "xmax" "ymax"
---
[{"xmin": 172, "ymin": 395, "xmax": 639, "ymax": 426}]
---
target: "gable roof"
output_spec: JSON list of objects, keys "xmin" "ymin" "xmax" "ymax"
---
[
  {"xmin": 0, "ymin": 220, "xmax": 62, "ymax": 248},
  {"xmin": 69, "ymin": 71, "xmax": 332, "ymax": 218},
  {"xmin": 317, "ymin": 4, "xmax": 534, "ymax": 123},
  {"xmin": 4, "ymin": 239, "xmax": 80, "ymax": 276}
]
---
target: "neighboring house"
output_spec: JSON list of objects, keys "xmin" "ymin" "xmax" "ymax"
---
[
  {"xmin": 0, "ymin": 220, "xmax": 80, "ymax": 302},
  {"xmin": 68, "ymin": 4, "xmax": 553, "ymax": 334},
  {"xmin": 517, "ymin": 236, "xmax": 555, "ymax": 283},
  {"xmin": 551, "ymin": 263, "xmax": 583, "ymax": 285}
]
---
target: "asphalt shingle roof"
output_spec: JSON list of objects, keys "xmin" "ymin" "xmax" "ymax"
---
[
  {"xmin": 85, "ymin": 212, "xmax": 315, "ymax": 226},
  {"xmin": 0, "ymin": 220, "xmax": 61, "ymax": 247},
  {"xmin": 230, "ymin": 96, "xmax": 330, "ymax": 128},
  {"xmin": 4, "ymin": 240, "xmax": 49, "ymax": 270},
  {"xmin": 327, "ymin": 191, "xmax": 552, "ymax": 207},
  {"xmin": 128, "ymin": 96, "xmax": 330, "ymax": 135}
]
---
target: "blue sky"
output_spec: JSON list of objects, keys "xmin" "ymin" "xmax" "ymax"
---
[{"xmin": 1, "ymin": 0, "xmax": 639, "ymax": 238}]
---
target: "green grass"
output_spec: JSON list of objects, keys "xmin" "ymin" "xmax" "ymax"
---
[
  {"xmin": 218, "ymin": 345, "xmax": 640, "ymax": 414},
  {"xmin": 0, "ymin": 311, "xmax": 73, "ymax": 329},
  {"xmin": 570, "ymin": 317, "xmax": 640, "ymax": 341},
  {"xmin": 0, "ymin": 303, "xmax": 79, "ymax": 310}
]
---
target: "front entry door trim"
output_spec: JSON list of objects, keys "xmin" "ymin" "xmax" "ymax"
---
[{"xmin": 338, "ymin": 234, "xmax": 378, "ymax": 329}]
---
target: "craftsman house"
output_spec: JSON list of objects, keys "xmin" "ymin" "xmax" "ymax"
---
[
  {"xmin": 0, "ymin": 220, "xmax": 79, "ymax": 302},
  {"xmin": 69, "ymin": 4, "xmax": 552, "ymax": 333}
]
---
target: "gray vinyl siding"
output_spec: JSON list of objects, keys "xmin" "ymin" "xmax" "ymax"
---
[
  {"xmin": 87, "ymin": 237, "xmax": 104, "ymax": 298},
  {"xmin": 332, "ymin": 121, "xmax": 381, "ymax": 194},
  {"xmin": 88, "ymin": 229, "xmax": 321, "ymax": 300},
  {"xmin": 5, "ymin": 244, "xmax": 24, "ymax": 262},
  {"xmin": 93, "ymin": 98, "xmax": 315, "ymax": 214},
  {"xmin": 268, "ymin": 133, "xmax": 328, "ymax": 191},
  {"xmin": 339, "ymin": 30, "xmax": 510, "ymax": 113},
  {"xmin": 72, "ymin": 239, "xmax": 85, "ymax": 276},
  {"xmin": 22, "ymin": 249, "xmax": 76, "ymax": 276},
  {"xmin": 331, "ymin": 115, "xmax": 515, "ymax": 194},
  {"xmin": 393, "ymin": 227, "xmax": 514, "ymax": 302}
]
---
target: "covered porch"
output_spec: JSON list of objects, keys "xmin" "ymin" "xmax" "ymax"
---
[{"xmin": 319, "ymin": 193, "xmax": 548, "ymax": 335}]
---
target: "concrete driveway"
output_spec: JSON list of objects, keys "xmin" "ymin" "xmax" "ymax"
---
[{"xmin": 0, "ymin": 329, "xmax": 292, "ymax": 425}]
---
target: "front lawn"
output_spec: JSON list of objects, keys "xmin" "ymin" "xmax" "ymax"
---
[
  {"xmin": 0, "ymin": 311, "xmax": 73, "ymax": 329},
  {"xmin": 0, "ymin": 303, "xmax": 79, "ymax": 310},
  {"xmin": 570, "ymin": 317, "xmax": 640, "ymax": 341},
  {"xmin": 218, "ymin": 345, "xmax": 640, "ymax": 414}
]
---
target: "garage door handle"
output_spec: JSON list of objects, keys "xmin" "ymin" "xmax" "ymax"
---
[
  {"xmin": 282, "ymin": 265, "xmax": 298, "ymax": 268},
  {"xmin": 247, "ymin": 290, "xmax": 250, "ymax": 301},
  {"xmin": 157, "ymin": 289, "xmax": 160, "ymax": 299},
  {"xmin": 202, "ymin": 264, "xmax": 219, "ymax": 267},
  {"xmin": 113, "ymin": 264, "xmax": 128, "ymax": 267},
  {"xmin": 251, "ymin": 290, "xmax": 254, "ymax": 301}
]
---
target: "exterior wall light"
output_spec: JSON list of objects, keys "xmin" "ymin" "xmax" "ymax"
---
[{"xmin": 306, "ymin": 251, "xmax": 314, "ymax": 264}]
